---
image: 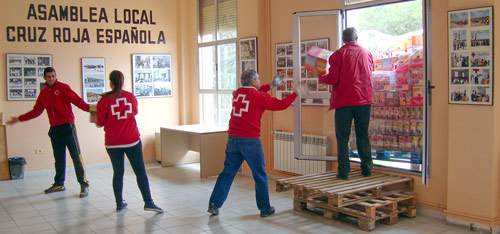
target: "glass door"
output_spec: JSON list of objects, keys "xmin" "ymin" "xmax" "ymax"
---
[
  {"xmin": 291, "ymin": 0, "xmax": 430, "ymax": 184},
  {"xmin": 292, "ymin": 10, "xmax": 343, "ymax": 161},
  {"xmin": 345, "ymin": 0, "xmax": 428, "ymax": 177}
]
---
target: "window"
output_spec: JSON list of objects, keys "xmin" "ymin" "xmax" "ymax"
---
[
  {"xmin": 345, "ymin": 0, "xmax": 427, "ymax": 173},
  {"xmin": 198, "ymin": 0, "xmax": 237, "ymax": 127}
]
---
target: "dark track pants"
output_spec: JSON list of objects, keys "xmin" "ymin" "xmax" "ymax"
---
[
  {"xmin": 335, "ymin": 105, "xmax": 373, "ymax": 177},
  {"xmin": 48, "ymin": 123, "xmax": 89, "ymax": 186}
]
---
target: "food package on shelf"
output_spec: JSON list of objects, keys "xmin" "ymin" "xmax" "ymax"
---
[
  {"xmin": 392, "ymin": 54, "xmax": 411, "ymax": 71},
  {"xmin": 398, "ymin": 91, "xmax": 411, "ymax": 106},
  {"xmin": 411, "ymin": 86, "xmax": 424, "ymax": 106},
  {"xmin": 384, "ymin": 135, "xmax": 391, "ymax": 148},
  {"xmin": 412, "ymin": 34, "xmax": 423, "ymax": 46},
  {"xmin": 398, "ymin": 136, "xmax": 407, "ymax": 150},
  {"xmin": 416, "ymin": 120, "xmax": 424, "ymax": 135},
  {"xmin": 410, "ymin": 68, "xmax": 425, "ymax": 85},
  {"xmin": 372, "ymin": 71, "xmax": 392, "ymax": 90},
  {"xmin": 390, "ymin": 135, "xmax": 398, "ymax": 148},
  {"xmin": 374, "ymin": 91, "xmax": 386, "ymax": 106},
  {"xmin": 410, "ymin": 120, "xmax": 418, "ymax": 135},
  {"xmin": 411, "ymin": 151, "xmax": 423, "ymax": 164},
  {"xmin": 385, "ymin": 91, "xmax": 400, "ymax": 107},
  {"xmin": 382, "ymin": 58, "xmax": 393, "ymax": 71},
  {"xmin": 371, "ymin": 106, "xmax": 378, "ymax": 118},
  {"xmin": 385, "ymin": 121, "xmax": 393, "ymax": 135},
  {"xmin": 394, "ymin": 120, "xmax": 404, "ymax": 135},
  {"xmin": 374, "ymin": 59, "xmax": 383, "ymax": 71},
  {"xmin": 395, "ymin": 64, "xmax": 409, "ymax": 85},
  {"xmin": 403, "ymin": 120, "xmax": 411, "ymax": 136}
]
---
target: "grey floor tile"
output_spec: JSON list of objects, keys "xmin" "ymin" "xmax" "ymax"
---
[{"xmin": 0, "ymin": 162, "xmax": 476, "ymax": 234}]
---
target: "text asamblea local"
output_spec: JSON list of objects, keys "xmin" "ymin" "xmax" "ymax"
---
[{"xmin": 26, "ymin": 4, "xmax": 157, "ymax": 25}]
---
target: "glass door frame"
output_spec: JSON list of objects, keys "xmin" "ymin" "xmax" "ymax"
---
[
  {"xmin": 292, "ymin": 9, "xmax": 343, "ymax": 161},
  {"xmin": 292, "ymin": 0, "xmax": 431, "ymax": 184}
]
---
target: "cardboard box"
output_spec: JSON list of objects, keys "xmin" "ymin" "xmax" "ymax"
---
[
  {"xmin": 305, "ymin": 46, "xmax": 333, "ymax": 74},
  {"xmin": 374, "ymin": 59, "xmax": 383, "ymax": 71},
  {"xmin": 89, "ymin": 105, "xmax": 97, "ymax": 123},
  {"xmin": 382, "ymin": 58, "xmax": 392, "ymax": 71}
]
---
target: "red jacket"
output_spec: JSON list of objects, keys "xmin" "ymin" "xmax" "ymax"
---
[
  {"xmin": 96, "ymin": 90, "xmax": 140, "ymax": 147},
  {"xmin": 319, "ymin": 42, "xmax": 374, "ymax": 109},
  {"xmin": 228, "ymin": 84, "xmax": 297, "ymax": 138},
  {"xmin": 19, "ymin": 80, "xmax": 90, "ymax": 126}
]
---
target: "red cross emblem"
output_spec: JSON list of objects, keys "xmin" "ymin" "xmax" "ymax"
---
[
  {"xmin": 111, "ymin": 98, "xmax": 132, "ymax": 120},
  {"xmin": 232, "ymin": 94, "xmax": 249, "ymax": 117}
]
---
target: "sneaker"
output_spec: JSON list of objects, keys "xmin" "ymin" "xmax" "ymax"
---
[
  {"xmin": 116, "ymin": 201, "xmax": 128, "ymax": 211},
  {"xmin": 260, "ymin": 207, "xmax": 275, "ymax": 217},
  {"xmin": 79, "ymin": 184, "xmax": 89, "ymax": 198},
  {"xmin": 144, "ymin": 202, "xmax": 164, "ymax": 213},
  {"xmin": 44, "ymin": 184, "xmax": 65, "ymax": 194},
  {"xmin": 336, "ymin": 174, "xmax": 348, "ymax": 180},
  {"xmin": 207, "ymin": 203, "xmax": 219, "ymax": 215}
]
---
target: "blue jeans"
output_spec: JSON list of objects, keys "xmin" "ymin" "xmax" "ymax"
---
[
  {"xmin": 106, "ymin": 141, "xmax": 153, "ymax": 205},
  {"xmin": 209, "ymin": 136, "xmax": 271, "ymax": 211}
]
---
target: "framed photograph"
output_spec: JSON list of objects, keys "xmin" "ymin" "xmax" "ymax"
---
[
  {"xmin": 7, "ymin": 54, "xmax": 52, "ymax": 101},
  {"xmin": 275, "ymin": 38, "xmax": 330, "ymax": 106},
  {"xmin": 132, "ymin": 54, "xmax": 172, "ymax": 98},
  {"xmin": 239, "ymin": 37, "xmax": 258, "ymax": 76},
  {"xmin": 81, "ymin": 58, "xmax": 106, "ymax": 104},
  {"xmin": 448, "ymin": 6, "xmax": 493, "ymax": 105}
]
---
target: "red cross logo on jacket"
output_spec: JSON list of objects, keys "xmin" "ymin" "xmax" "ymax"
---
[
  {"xmin": 232, "ymin": 94, "xmax": 249, "ymax": 117},
  {"xmin": 111, "ymin": 98, "xmax": 132, "ymax": 120}
]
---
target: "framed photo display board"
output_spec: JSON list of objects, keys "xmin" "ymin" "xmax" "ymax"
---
[
  {"xmin": 239, "ymin": 37, "xmax": 258, "ymax": 74},
  {"xmin": 6, "ymin": 54, "xmax": 52, "ymax": 100},
  {"xmin": 81, "ymin": 58, "xmax": 106, "ymax": 104},
  {"xmin": 275, "ymin": 38, "xmax": 331, "ymax": 106},
  {"xmin": 448, "ymin": 6, "xmax": 493, "ymax": 105},
  {"xmin": 132, "ymin": 54, "xmax": 172, "ymax": 98}
]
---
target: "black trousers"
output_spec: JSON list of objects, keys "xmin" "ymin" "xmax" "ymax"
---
[
  {"xmin": 335, "ymin": 105, "xmax": 373, "ymax": 176},
  {"xmin": 106, "ymin": 141, "xmax": 153, "ymax": 205},
  {"xmin": 48, "ymin": 123, "xmax": 89, "ymax": 186}
]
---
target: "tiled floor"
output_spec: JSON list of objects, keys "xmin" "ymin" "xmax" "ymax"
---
[{"xmin": 0, "ymin": 162, "xmax": 476, "ymax": 234}]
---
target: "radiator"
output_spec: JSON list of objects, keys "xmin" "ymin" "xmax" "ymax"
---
[{"xmin": 273, "ymin": 131, "xmax": 330, "ymax": 175}]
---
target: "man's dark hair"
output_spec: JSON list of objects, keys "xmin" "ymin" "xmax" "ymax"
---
[
  {"xmin": 342, "ymin": 27, "xmax": 358, "ymax": 43},
  {"xmin": 43, "ymin": 67, "xmax": 56, "ymax": 76},
  {"xmin": 241, "ymin": 69, "xmax": 258, "ymax": 86}
]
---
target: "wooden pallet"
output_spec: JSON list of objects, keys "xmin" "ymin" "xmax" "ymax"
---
[
  {"xmin": 276, "ymin": 169, "xmax": 414, "ymax": 207},
  {"xmin": 294, "ymin": 191, "xmax": 417, "ymax": 231},
  {"xmin": 276, "ymin": 170, "xmax": 416, "ymax": 231}
]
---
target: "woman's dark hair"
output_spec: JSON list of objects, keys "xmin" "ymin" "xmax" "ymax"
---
[{"xmin": 101, "ymin": 70, "xmax": 124, "ymax": 98}]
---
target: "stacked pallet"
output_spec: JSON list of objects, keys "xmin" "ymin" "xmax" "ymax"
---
[{"xmin": 276, "ymin": 170, "xmax": 416, "ymax": 231}]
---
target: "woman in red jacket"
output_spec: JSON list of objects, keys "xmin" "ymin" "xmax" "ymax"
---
[{"xmin": 95, "ymin": 70, "xmax": 163, "ymax": 212}]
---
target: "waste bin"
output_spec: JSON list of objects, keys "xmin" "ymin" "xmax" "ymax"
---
[{"xmin": 8, "ymin": 157, "xmax": 27, "ymax": 180}]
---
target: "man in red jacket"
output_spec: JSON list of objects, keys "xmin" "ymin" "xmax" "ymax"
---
[
  {"xmin": 315, "ymin": 27, "xmax": 374, "ymax": 180},
  {"xmin": 207, "ymin": 70, "xmax": 308, "ymax": 217},
  {"xmin": 7, "ymin": 67, "xmax": 91, "ymax": 198}
]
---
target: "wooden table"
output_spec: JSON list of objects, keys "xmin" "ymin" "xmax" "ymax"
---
[
  {"xmin": 160, "ymin": 125, "xmax": 228, "ymax": 178},
  {"xmin": 0, "ymin": 125, "xmax": 9, "ymax": 180}
]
